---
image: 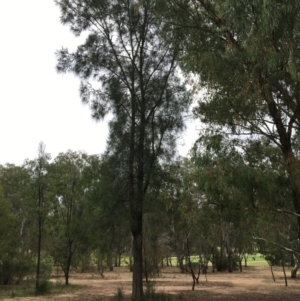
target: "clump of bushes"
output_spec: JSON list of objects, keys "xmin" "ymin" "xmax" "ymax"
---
[{"xmin": 0, "ymin": 255, "xmax": 35, "ymax": 285}]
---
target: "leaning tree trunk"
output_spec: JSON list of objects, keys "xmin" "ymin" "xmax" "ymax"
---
[
  {"xmin": 291, "ymin": 253, "xmax": 298, "ymax": 279},
  {"xmin": 282, "ymin": 148, "xmax": 300, "ymax": 278},
  {"xmin": 282, "ymin": 149, "xmax": 300, "ymax": 278},
  {"xmin": 284, "ymin": 150, "xmax": 300, "ymax": 239},
  {"xmin": 267, "ymin": 98, "xmax": 300, "ymax": 240},
  {"xmin": 263, "ymin": 95, "xmax": 300, "ymax": 278},
  {"xmin": 282, "ymin": 259, "xmax": 288, "ymax": 286}
]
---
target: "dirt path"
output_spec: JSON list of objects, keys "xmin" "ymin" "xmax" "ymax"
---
[{"xmin": 2, "ymin": 265, "xmax": 300, "ymax": 300}]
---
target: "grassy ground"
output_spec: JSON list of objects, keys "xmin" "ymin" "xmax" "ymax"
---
[
  {"xmin": 162, "ymin": 253, "xmax": 267, "ymax": 267},
  {"xmin": 245, "ymin": 253, "xmax": 268, "ymax": 266},
  {"xmin": 0, "ymin": 280, "xmax": 84, "ymax": 299},
  {"xmin": 1, "ymin": 265, "xmax": 299, "ymax": 301},
  {"xmin": 0, "ymin": 254, "xmax": 268, "ymax": 300}
]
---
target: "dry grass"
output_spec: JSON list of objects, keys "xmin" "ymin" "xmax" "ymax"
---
[{"xmin": 1, "ymin": 265, "xmax": 300, "ymax": 300}]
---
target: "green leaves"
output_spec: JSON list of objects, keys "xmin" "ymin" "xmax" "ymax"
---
[{"xmin": 163, "ymin": 0, "xmax": 300, "ymax": 144}]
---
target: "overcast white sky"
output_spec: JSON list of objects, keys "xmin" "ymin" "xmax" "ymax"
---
[{"xmin": 0, "ymin": 0, "xmax": 199, "ymax": 166}]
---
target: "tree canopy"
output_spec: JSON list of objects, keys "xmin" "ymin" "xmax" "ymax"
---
[
  {"xmin": 55, "ymin": 0, "xmax": 189, "ymax": 299},
  {"xmin": 158, "ymin": 0, "xmax": 300, "ymax": 237}
]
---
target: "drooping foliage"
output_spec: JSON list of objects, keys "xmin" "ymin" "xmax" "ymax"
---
[{"xmin": 156, "ymin": 1, "xmax": 300, "ymax": 245}]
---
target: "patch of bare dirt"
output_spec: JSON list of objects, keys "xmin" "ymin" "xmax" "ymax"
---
[{"xmin": 1, "ymin": 265, "xmax": 300, "ymax": 300}]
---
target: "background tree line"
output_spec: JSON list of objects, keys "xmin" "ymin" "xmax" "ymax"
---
[
  {"xmin": 0, "ymin": 145, "xmax": 139, "ymax": 288},
  {"xmin": 1, "ymin": 137, "xmax": 299, "ymax": 290}
]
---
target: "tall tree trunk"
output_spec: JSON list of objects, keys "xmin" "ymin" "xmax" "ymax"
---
[
  {"xmin": 238, "ymin": 258, "xmax": 243, "ymax": 272},
  {"xmin": 130, "ymin": 67, "xmax": 146, "ymax": 298},
  {"xmin": 131, "ymin": 159, "xmax": 144, "ymax": 299},
  {"xmin": 282, "ymin": 150, "xmax": 300, "ymax": 277},
  {"xmin": 36, "ymin": 215, "xmax": 42, "ymax": 289},
  {"xmin": 269, "ymin": 263, "xmax": 276, "ymax": 282},
  {"xmin": 107, "ymin": 252, "xmax": 113, "ymax": 271},
  {"xmin": 228, "ymin": 251, "xmax": 233, "ymax": 273},
  {"xmin": 129, "ymin": 141, "xmax": 145, "ymax": 299},
  {"xmin": 36, "ymin": 182, "xmax": 43, "ymax": 290},
  {"xmin": 130, "ymin": 183, "xmax": 144, "ymax": 299},
  {"xmin": 283, "ymin": 150, "xmax": 300, "ymax": 239},
  {"xmin": 282, "ymin": 259, "xmax": 288, "ymax": 286},
  {"xmin": 266, "ymin": 98, "xmax": 300, "ymax": 238},
  {"xmin": 65, "ymin": 270, "xmax": 69, "ymax": 286},
  {"xmin": 177, "ymin": 255, "xmax": 185, "ymax": 273},
  {"xmin": 131, "ymin": 218, "xmax": 143, "ymax": 300},
  {"xmin": 292, "ymin": 186, "xmax": 300, "ymax": 239},
  {"xmin": 64, "ymin": 241, "xmax": 73, "ymax": 286},
  {"xmin": 244, "ymin": 254, "xmax": 248, "ymax": 268}
]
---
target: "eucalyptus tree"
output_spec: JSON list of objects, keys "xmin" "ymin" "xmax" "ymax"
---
[
  {"xmin": 191, "ymin": 136, "xmax": 258, "ymax": 272},
  {"xmin": 158, "ymin": 158, "xmax": 200, "ymax": 273},
  {"xmin": 86, "ymin": 153, "xmax": 131, "ymax": 272},
  {"xmin": 0, "ymin": 186, "xmax": 30, "ymax": 284},
  {"xmin": 0, "ymin": 165, "xmax": 35, "ymax": 284},
  {"xmin": 0, "ymin": 164, "xmax": 31, "ymax": 217},
  {"xmin": 159, "ymin": 0, "xmax": 300, "ymax": 238},
  {"xmin": 55, "ymin": 0, "xmax": 189, "ymax": 298},
  {"xmin": 24, "ymin": 142, "xmax": 51, "ymax": 290},
  {"xmin": 49, "ymin": 150, "xmax": 91, "ymax": 285},
  {"xmin": 141, "ymin": 163, "xmax": 174, "ymax": 280},
  {"xmin": 191, "ymin": 134, "xmax": 295, "ymax": 272}
]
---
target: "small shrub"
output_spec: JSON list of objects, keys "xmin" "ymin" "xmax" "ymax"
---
[
  {"xmin": 35, "ymin": 280, "xmax": 51, "ymax": 295},
  {"xmin": 143, "ymin": 258, "xmax": 160, "ymax": 282},
  {"xmin": 0, "ymin": 284, "xmax": 35, "ymax": 299},
  {"xmin": 40, "ymin": 254, "xmax": 54, "ymax": 280},
  {"xmin": 214, "ymin": 250, "xmax": 239, "ymax": 272},
  {"xmin": 10, "ymin": 290, "xmax": 16, "ymax": 298},
  {"xmin": 144, "ymin": 282, "xmax": 172, "ymax": 301},
  {"xmin": 115, "ymin": 287, "xmax": 124, "ymax": 301},
  {"xmin": 35, "ymin": 254, "xmax": 54, "ymax": 295},
  {"xmin": 0, "ymin": 256, "xmax": 35, "ymax": 284}
]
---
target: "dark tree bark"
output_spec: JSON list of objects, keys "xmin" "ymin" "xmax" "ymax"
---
[
  {"xmin": 282, "ymin": 260, "xmax": 288, "ymax": 287},
  {"xmin": 28, "ymin": 142, "xmax": 50, "ymax": 291},
  {"xmin": 63, "ymin": 240, "xmax": 74, "ymax": 286},
  {"xmin": 36, "ymin": 196, "xmax": 42, "ymax": 289}
]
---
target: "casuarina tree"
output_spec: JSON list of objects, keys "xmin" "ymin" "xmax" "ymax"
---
[{"xmin": 55, "ymin": 0, "xmax": 189, "ymax": 299}]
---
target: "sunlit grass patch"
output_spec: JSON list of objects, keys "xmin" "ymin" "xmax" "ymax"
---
[{"xmin": 246, "ymin": 253, "xmax": 267, "ymax": 266}]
